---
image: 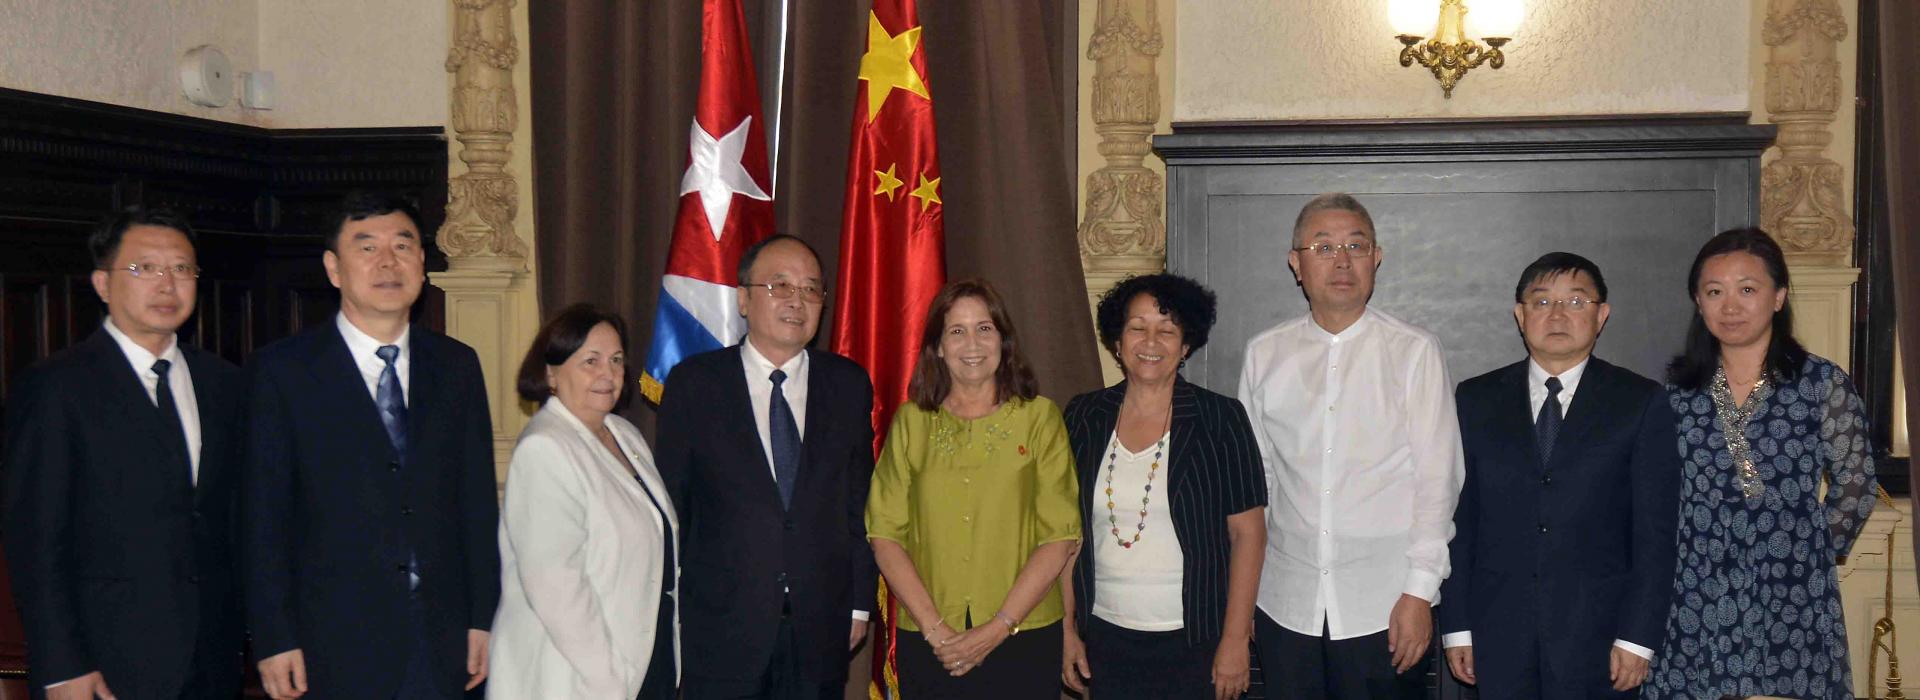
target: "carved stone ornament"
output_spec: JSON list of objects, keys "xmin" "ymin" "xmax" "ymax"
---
[
  {"xmin": 440, "ymin": 0, "xmax": 528, "ymax": 261},
  {"xmin": 1760, "ymin": 0, "xmax": 1853, "ymax": 262},
  {"xmin": 1079, "ymin": 0, "xmax": 1166, "ymax": 262}
]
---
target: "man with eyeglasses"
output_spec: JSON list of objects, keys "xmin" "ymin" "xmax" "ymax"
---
[
  {"xmin": 1439, "ymin": 252, "xmax": 1680, "ymax": 698},
  {"xmin": 1236, "ymin": 192, "xmax": 1463, "ymax": 699},
  {"xmin": 4, "ymin": 207, "xmax": 247, "ymax": 699},
  {"xmin": 655, "ymin": 234, "xmax": 877, "ymax": 700}
]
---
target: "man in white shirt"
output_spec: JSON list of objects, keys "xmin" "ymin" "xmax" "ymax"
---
[
  {"xmin": 1440, "ymin": 253, "xmax": 1679, "ymax": 698},
  {"xmin": 4, "ymin": 208, "xmax": 246, "ymax": 699},
  {"xmin": 655, "ymin": 235, "xmax": 877, "ymax": 700},
  {"xmin": 1237, "ymin": 192, "xmax": 1464, "ymax": 699}
]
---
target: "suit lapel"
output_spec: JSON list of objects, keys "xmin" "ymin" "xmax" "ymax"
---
[
  {"xmin": 1494, "ymin": 362, "xmax": 1544, "ymax": 473},
  {"xmin": 81, "ymin": 331, "xmax": 194, "ymax": 496},
  {"xmin": 1544, "ymin": 358, "xmax": 1613, "ymax": 472},
  {"xmin": 309, "ymin": 322, "xmax": 401, "ymax": 463},
  {"xmin": 1168, "ymin": 380, "xmax": 1201, "ymax": 501},
  {"xmin": 1081, "ymin": 385, "xmax": 1126, "ymax": 498},
  {"xmin": 721, "ymin": 345, "xmax": 784, "ymax": 509},
  {"xmin": 406, "ymin": 329, "xmax": 437, "ymax": 465},
  {"xmin": 184, "ymin": 346, "xmax": 223, "ymax": 505}
]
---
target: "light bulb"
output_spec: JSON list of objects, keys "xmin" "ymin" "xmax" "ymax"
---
[
  {"xmin": 1388, "ymin": 0, "xmax": 1438, "ymax": 37},
  {"xmin": 1465, "ymin": 0, "xmax": 1523, "ymax": 38}
]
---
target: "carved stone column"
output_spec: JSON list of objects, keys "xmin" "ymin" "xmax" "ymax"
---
[
  {"xmin": 435, "ymin": 0, "xmax": 535, "ymax": 476},
  {"xmin": 1761, "ymin": 0, "xmax": 1858, "ymax": 369},
  {"xmin": 1079, "ymin": 0, "xmax": 1166, "ymax": 384}
]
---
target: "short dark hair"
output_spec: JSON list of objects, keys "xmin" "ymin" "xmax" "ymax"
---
[
  {"xmin": 1095, "ymin": 273, "xmax": 1218, "ymax": 372},
  {"xmin": 736, "ymin": 234, "xmax": 822, "ymax": 287},
  {"xmin": 89, "ymin": 206, "xmax": 197, "ymax": 269},
  {"xmin": 516, "ymin": 303, "xmax": 632, "ymax": 405},
  {"xmin": 907, "ymin": 279, "xmax": 1040, "ymax": 411},
  {"xmin": 1665, "ymin": 227, "xmax": 1808, "ymax": 390},
  {"xmin": 1513, "ymin": 252, "xmax": 1608, "ymax": 303},
  {"xmin": 325, "ymin": 190, "xmax": 422, "ymax": 252}
]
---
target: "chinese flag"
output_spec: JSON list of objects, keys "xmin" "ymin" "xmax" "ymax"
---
[{"xmin": 828, "ymin": 1, "xmax": 946, "ymax": 697}]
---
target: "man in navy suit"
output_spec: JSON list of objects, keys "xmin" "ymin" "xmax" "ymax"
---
[
  {"xmin": 4, "ymin": 208, "xmax": 245, "ymax": 699},
  {"xmin": 655, "ymin": 235, "xmax": 876, "ymax": 700},
  {"xmin": 244, "ymin": 192, "xmax": 500, "ymax": 700},
  {"xmin": 1440, "ymin": 252, "xmax": 1681, "ymax": 698}
]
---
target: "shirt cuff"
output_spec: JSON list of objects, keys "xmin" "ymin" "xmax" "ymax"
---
[
  {"xmin": 1402, "ymin": 569, "xmax": 1442, "ymax": 603},
  {"xmin": 1614, "ymin": 639, "xmax": 1655, "ymax": 660},
  {"xmin": 1440, "ymin": 631, "xmax": 1472, "ymax": 649},
  {"xmin": 852, "ymin": 610, "xmax": 871, "ymax": 622}
]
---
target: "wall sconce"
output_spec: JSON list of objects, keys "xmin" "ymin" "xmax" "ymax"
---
[{"xmin": 1390, "ymin": 0, "xmax": 1522, "ymax": 98}]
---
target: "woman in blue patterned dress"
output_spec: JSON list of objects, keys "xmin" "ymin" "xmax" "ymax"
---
[{"xmin": 1645, "ymin": 228, "xmax": 1877, "ymax": 700}]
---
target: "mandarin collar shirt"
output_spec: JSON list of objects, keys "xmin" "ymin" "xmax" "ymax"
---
[
  {"xmin": 102, "ymin": 319, "xmax": 202, "ymax": 483},
  {"xmin": 1236, "ymin": 307, "xmax": 1464, "ymax": 639}
]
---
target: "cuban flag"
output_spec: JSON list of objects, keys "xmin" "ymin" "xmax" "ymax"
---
[{"xmin": 639, "ymin": 0, "xmax": 775, "ymax": 403}]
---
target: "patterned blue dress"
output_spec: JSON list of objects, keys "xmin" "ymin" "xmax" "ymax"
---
[{"xmin": 1645, "ymin": 355, "xmax": 1877, "ymax": 700}]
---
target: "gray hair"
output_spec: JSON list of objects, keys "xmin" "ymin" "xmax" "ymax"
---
[{"xmin": 1291, "ymin": 193, "xmax": 1376, "ymax": 246}]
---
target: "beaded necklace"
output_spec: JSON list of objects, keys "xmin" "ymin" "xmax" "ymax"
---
[{"xmin": 1104, "ymin": 416, "xmax": 1170, "ymax": 549}]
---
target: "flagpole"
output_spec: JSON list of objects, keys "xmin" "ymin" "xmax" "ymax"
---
[{"xmin": 768, "ymin": 0, "xmax": 791, "ymax": 196}]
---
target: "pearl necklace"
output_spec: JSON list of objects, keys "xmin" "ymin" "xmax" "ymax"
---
[{"xmin": 1104, "ymin": 428, "xmax": 1168, "ymax": 549}]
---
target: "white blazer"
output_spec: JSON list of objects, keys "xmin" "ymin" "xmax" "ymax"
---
[{"xmin": 487, "ymin": 400, "xmax": 679, "ymax": 699}]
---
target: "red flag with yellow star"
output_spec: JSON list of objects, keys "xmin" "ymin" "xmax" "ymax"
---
[{"xmin": 830, "ymin": 1, "xmax": 944, "ymax": 697}]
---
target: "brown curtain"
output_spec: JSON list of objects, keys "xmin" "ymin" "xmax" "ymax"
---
[
  {"xmin": 1884, "ymin": 1, "xmax": 1920, "ymax": 568},
  {"xmin": 531, "ymin": 0, "xmax": 1099, "ymax": 426}
]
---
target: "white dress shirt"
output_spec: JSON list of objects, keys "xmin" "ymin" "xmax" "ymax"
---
[
  {"xmin": 336, "ymin": 313, "xmax": 411, "ymax": 403},
  {"xmin": 1438, "ymin": 357, "xmax": 1655, "ymax": 660},
  {"xmin": 1091, "ymin": 430, "xmax": 1186, "ymax": 632},
  {"xmin": 102, "ymin": 319, "xmax": 202, "ymax": 483},
  {"xmin": 1237, "ymin": 308, "xmax": 1463, "ymax": 640},
  {"xmin": 737, "ymin": 340, "xmax": 867, "ymax": 621}
]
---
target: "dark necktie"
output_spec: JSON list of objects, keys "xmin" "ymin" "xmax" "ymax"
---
[
  {"xmin": 152, "ymin": 359, "xmax": 192, "ymax": 483},
  {"xmin": 1535, "ymin": 376, "xmax": 1563, "ymax": 463},
  {"xmin": 375, "ymin": 345, "xmax": 409, "ymax": 461},
  {"xmin": 769, "ymin": 368, "xmax": 801, "ymax": 510},
  {"xmin": 374, "ymin": 345, "xmax": 419, "ymax": 591}
]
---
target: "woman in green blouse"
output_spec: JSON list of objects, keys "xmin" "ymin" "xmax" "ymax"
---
[{"xmin": 867, "ymin": 278, "xmax": 1082, "ymax": 698}]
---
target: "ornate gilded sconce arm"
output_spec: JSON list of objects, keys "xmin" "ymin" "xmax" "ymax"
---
[{"xmin": 1396, "ymin": 35, "xmax": 1508, "ymax": 98}]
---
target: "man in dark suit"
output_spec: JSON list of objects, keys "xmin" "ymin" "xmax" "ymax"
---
[
  {"xmin": 243, "ymin": 192, "xmax": 499, "ymax": 700},
  {"xmin": 3, "ymin": 208, "xmax": 245, "ymax": 700},
  {"xmin": 655, "ymin": 234, "xmax": 876, "ymax": 700},
  {"xmin": 1440, "ymin": 252, "xmax": 1681, "ymax": 699}
]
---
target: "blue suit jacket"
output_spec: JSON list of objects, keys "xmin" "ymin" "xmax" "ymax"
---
[
  {"xmin": 1439, "ymin": 357, "xmax": 1680, "ymax": 694},
  {"xmin": 241, "ymin": 322, "xmax": 499, "ymax": 699}
]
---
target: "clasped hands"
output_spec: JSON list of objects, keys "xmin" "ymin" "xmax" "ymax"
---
[{"xmin": 921, "ymin": 618, "xmax": 1010, "ymax": 677}]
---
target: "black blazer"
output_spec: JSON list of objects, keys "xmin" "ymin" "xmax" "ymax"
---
[
  {"xmin": 655, "ymin": 345, "xmax": 876, "ymax": 684},
  {"xmin": 2, "ymin": 329, "xmax": 245, "ymax": 698},
  {"xmin": 1440, "ymin": 357, "xmax": 1680, "ymax": 691},
  {"xmin": 241, "ymin": 322, "xmax": 500, "ymax": 699},
  {"xmin": 1063, "ymin": 379, "xmax": 1267, "ymax": 645}
]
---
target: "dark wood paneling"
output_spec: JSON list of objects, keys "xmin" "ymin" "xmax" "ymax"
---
[{"xmin": 0, "ymin": 86, "xmax": 449, "ymax": 690}]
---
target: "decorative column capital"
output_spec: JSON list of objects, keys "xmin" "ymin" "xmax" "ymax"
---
[
  {"xmin": 441, "ymin": 0, "xmax": 528, "ymax": 265},
  {"xmin": 1759, "ymin": 0, "xmax": 1854, "ymax": 261},
  {"xmin": 1079, "ymin": 0, "xmax": 1166, "ymax": 265}
]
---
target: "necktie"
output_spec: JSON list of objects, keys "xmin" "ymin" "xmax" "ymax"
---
[
  {"xmin": 1536, "ymin": 376, "xmax": 1563, "ymax": 463},
  {"xmin": 769, "ymin": 368, "xmax": 801, "ymax": 510},
  {"xmin": 152, "ymin": 359, "xmax": 193, "ymax": 484},
  {"xmin": 375, "ymin": 345, "xmax": 409, "ymax": 461},
  {"xmin": 374, "ymin": 345, "xmax": 419, "ymax": 591}
]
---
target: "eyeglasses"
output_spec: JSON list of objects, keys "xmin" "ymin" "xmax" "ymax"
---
[
  {"xmin": 107, "ymin": 263, "xmax": 202, "ymax": 280},
  {"xmin": 744, "ymin": 281, "xmax": 827, "ymax": 303},
  {"xmin": 1292, "ymin": 241, "xmax": 1376, "ymax": 258},
  {"xmin": 1524, "ymin": 296, "xmax": 1597, "ymax": 313}
]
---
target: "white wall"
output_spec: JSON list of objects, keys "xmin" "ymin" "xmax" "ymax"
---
[
  {"xmin": 1174, "ymin": 0, "xmax": 1751, "ymax": 121},
  {"xmin": 0, "ymin": 0, "xmax": 445, "ymax": 128}
]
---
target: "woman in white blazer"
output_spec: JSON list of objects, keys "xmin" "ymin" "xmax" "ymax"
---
[{"xmin": 488, "ymin": 304, "xmax": 678, "ymax": 699}]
